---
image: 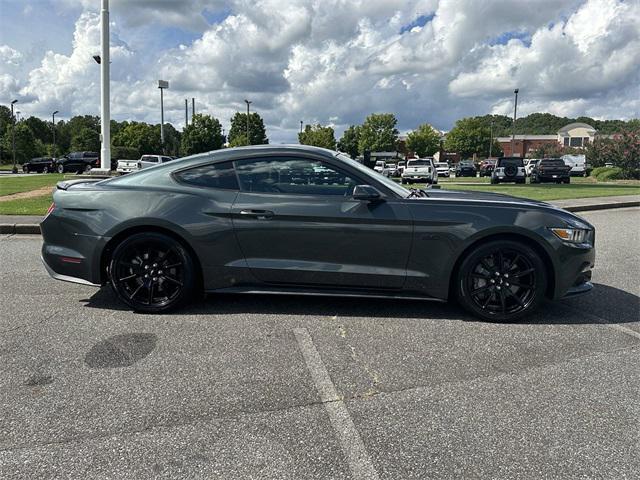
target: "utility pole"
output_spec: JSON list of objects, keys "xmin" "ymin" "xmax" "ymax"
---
[
  {"xmin": 300, "ymin": 120, "xmax": 303, "ymax": 134},
  {"xmin": 52, "ymin": 110, "xmax": 59, "ymax": 158},
  {"xmin": 11, "ymin": 99, "xmax": 17, "ymax": 174},
  {"xmin": 244, "ymin": 99, "xmax": 252, "ymax": 145},
  {"xmin": 489, "ymin": 120, "xmax": 494, "ymax": 158},
  {"xmin": 511, "ymin": 88, "xmax": 519, "ymax": 157},
  {"xmin": 184, "ymin": 99, "xmax": 188, "ymax": 127},
  {"xmin": 99, "ymin": 0, "xmax": 111, "ymax": 171},
  {"xmin": 192, "ymin": 98, "xmax": 195, "ymax": 122},
  {"xmin": 158, "ymin": 80, "xmax": 168, "ymax": 153}
]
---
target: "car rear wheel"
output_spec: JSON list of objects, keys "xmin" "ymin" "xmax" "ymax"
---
[
  {"xmin": 57, "ymin": 164, "xmax": 65, "ymax": 174},
  {"xmin": 456, "ymin": 240, "xmax": 547, "ymax": 322},
  {"xmin": 109, "ymin": 232, "xmax": 196, "ymax": 313},
  {"xmin": 23, "ymin": 166, "xmax": 29, "ymax": 173}
]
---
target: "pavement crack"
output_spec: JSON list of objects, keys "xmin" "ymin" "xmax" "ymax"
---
[
  {"xmin": 338, "ymin": 323, "xmax": 381, "ymax": 398},
  {"xmin": 0, "ymin": 311, "xmax": 57, "ymax": 335}
]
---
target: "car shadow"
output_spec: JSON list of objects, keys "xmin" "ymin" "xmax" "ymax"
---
[{"xmin": 81, "ymin": 283, "xmax": 639, "ymax": 325}]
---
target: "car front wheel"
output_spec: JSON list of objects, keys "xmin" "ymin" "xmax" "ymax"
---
[
  {"xmin": 456, "ymin": 240, "xmax": 547, "ymax": 322},
  {"xmin": 109, "ymin": 232, "xmax": 196, "ymax": 313}
]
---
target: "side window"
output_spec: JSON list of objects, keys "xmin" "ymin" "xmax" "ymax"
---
[
  {"xmin": 234, "ymin": 157, "xmax": 361, "ymax": 196},
  {"xmin": 174, "ymin": 161, "xmax": 239, "ymax": 190}
]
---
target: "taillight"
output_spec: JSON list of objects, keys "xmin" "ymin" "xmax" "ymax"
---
[{"xmin": 45, "ymin": 202, "xmax": 56, "ymax": 219}]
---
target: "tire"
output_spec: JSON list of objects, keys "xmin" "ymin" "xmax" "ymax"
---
[
  {"xmin": 109, "ymin": 232, "xmax": 196, "ymax": 313},
  {"xmin": 23, "ymin": 166, "xmax": 29, "ymax": 173},
  {"xmin": 455, "ymin": 240, "xmax": 547, "ymax": 322},
  {"xmin": 57, "ymin": 164, "xmax": 65, "ymax": 174},
  {"xmin": 43, "ymin": 166, "xmax": 50, "ymax": 173},
  {"xmin": 84, "ymin": 164, "xmax": 93, "ymax": 173},
  {"xmin": 563, "ymin": 178, "xmax": 570, "ymax": 184}
]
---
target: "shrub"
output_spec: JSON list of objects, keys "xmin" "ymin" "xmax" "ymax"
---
[
  {"xmin": 590, "ymin": 166, "xmax": 610, "ymax": 178},
  {"xmin": 594, "ymin": 167, "xmax": 624, "ymax": 182}
]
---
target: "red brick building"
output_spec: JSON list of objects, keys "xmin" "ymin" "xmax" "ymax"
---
[{"xmin": 496, "ymin": 135, "xmax": 557, "ymax": 157}]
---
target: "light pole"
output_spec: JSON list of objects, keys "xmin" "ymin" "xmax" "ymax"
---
[
  {"xmin": 300, "ymin": 120, "xmax": 303, "ymax": 134},
  {"xmin": 192, "ymin": 97, "xmax": 195, "ymax": 122},
  {"xmin": 52, "ymin": 110, "xmax": 59, "ymax": 158},
  {"xmin": 184, "ymin": 99, "xmax": 188, "ymax": 127},
  {"xmin": 511, "ymin": 88, "xmax": 519, "ymax": 156},
  {"xmin": 98, "ymin": 0, "xmax": 111, "ymax": 171},
  {"xmin": 158, "ymin": 80, "xmax": 169, "ymax": 153},
  {"xmin": 11, "ymin": 99, "xmax": 18, "ymax": 174},
  {"xmin": 489, "ymin": 120, "xmax": 494, "ymax": 158},
  {"xmin": 244, "ymin": 99, "xmax": 252, "ymax": 145}
]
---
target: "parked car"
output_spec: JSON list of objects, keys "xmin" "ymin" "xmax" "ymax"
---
[
  {"xmin": 401, "ymin": 158, "xmax": 438, "ymax": 184},
  {"xmin": 479, "ymin": 159, "xmax": 496, "ymax": 177},
  {"xmin": 530, "ymin": 158, "xmax": 571, "ymax": 184},
  {"xmin": 525, "ymin": 159, "xmax": 540, "ymax": 177},
  {"xmin": 435, "ymin": 162, "xmax": 450, "ymax": 177},
  {"xmin": 116, "ymin": 158, "xmax": 140, "ymax": 175},
  {"xmin": 137, "ymin": 155, "xmax": 177, "ymax": 170},
  {"xmin": 562, "ymin": 154, "xmax": 591, "ymax": 177},
  {"xmin": 382, "ymin": 163, "xmax": 397, "ymax": 177},
  {"xmin": 55, "ymin": 152, "xmax": 100, "ymax": 174},
  {"xmin": 455, "ymin": 160, "xmax": 477, "ymax": 177},
  {"xmin": 395, "ymin": 161, "xmax": 406, "ymax": 177},
  {"xmin": 41, "ymin": 145, "xmax": 595, "ymax": 322},
  {"xmin": 22, "ymin": 157, "xmax": 55, "ymax": 173},
  {"xmin": 491, "ymin": 157, "xmax": 526, "ymax": 184},
  {"xmin": 373, "ymin": 160, "xmax": 385, "ymax": 173}
]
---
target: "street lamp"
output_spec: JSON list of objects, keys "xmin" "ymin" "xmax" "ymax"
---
[
  {"xmin": 158, "ymin": 80, "xmax": 169, "ymax": 153},
  {"xmin": 300, "ymin": 120, "xmax": 303, "ymax": 134},
  {"xmin": 52, "ymin": 110, "xmax": 59, "ymax": 158},
  {"xmin": 11, "ymin": 99, "xmax": 18, "ymax": 174},
  {"xmin": 98, "ymin": 0, "xmax": 110, "ymax": 171},
  {"xmin": 244, "ymin": 99, "xmax": 252, "ymax": 145},
  {"xmin": 511, "ymin": 88, "xmax": 519, "ymax": 156}
]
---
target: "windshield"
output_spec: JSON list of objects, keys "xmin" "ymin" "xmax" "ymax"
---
[
  {"xmin": 336, "ymin": 153, "xmax": 410, "ymax": 198},
  {"xmin": 407, "ymin": 160, "xmax": 429, "ymax": 166},
  {"xmin": 375, "ymin": 161, "xmax": 384, "ymax": 166},
  {"xmin": 498, "ymin": 158, "xmax": 524, "ymax": 167},
  {"xmin": 435, "ymin": 162, "xmax": 448, "ymax": 167}
]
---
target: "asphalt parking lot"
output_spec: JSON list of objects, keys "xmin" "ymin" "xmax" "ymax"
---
[{"xmin": 1, "ymin": 208, "xmax": 638, "ymax": 479}]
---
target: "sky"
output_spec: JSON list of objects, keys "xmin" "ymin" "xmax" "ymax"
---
[{"xmin": 0, "ymin": 0, "xmax": 639, "ymax": 143}]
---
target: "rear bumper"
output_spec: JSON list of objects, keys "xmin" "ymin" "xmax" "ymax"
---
[{"xmin": 41, "ymin": 254, "xmax": 101, "ymax": 287}]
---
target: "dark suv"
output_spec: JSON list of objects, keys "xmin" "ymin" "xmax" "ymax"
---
[
  {"xmin": 455, "ymin": 160, "xmax": 477, "ymax": 177},
  {"xmin": 530, "ymin": 158, "xmax": 571, "ymax": 184},
  {"xmin": 55, "ymin": 152, "xmax": 100, "ymax": 174},
  {"xmin": 491, "ymin": 157, "xmax": 526, "ymax": 184},
  {"xmin": 22, "ymin": 157, "xmax": 55, "ymax": 173}
]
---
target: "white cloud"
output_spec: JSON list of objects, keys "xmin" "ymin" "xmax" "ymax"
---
[{"xmin": 3, "ymin": 0, "xmax": 639, "ymax": 142}]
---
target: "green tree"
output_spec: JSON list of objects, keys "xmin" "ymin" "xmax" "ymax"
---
[
  {"xmin": 444, "ymin": 117, "xmax": 493, "ymax": 158},
  {"xmin": 24, "ymin": 116, "xmax": 52, "ymax": 145},
  {"xmin": 112, "ymin": 122, "xmax": 161, "ymax": 157},
  {"xmin": 1, "ymin": 123, "xmax": 44, "ymax": 164},
  {"xmin": 180, "ymin": 113, "xmax": 225, "ymax": 156},
  {"xmin": 337, "ymin": 125, "xmax": 360, "ymax": 158},
  {"xmin": 70, "ymin": 126, "xmax": 100, "ymax": 152},
  {"xmin": 406, "ymin": 123, "xmax": 441, "ymax": 157},
  {"xmin": 228, "ymin": 112, "xmax": 268, "ymax": 147},
  {"xmin": 298, "ymin": 124, "xmax": 336, "ymax": 149},
  {"xmin": 358, "ymin": 113, "xmax": 398, "ymax": 153}
]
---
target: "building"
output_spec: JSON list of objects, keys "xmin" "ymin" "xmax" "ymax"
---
[{"xmin": 496, "ymin": 122, "xmax": 598, "ymax": 157}]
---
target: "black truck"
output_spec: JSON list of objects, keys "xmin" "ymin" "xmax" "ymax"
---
[{"xmin": 530, "ymin": 158, "xmax": 571, "ymax": 184}]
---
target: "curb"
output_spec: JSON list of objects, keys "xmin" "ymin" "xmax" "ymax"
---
[
  {"xmin": 0, "ymin": 201, "xmax": 637, "ymax": 235},
  {"xmin": 0, "ymin": 223, "xmax": 41, "ymax": 234},
  {"xmin": 562, "ymin": 200, "xmax": 640, "ymax": 213}
]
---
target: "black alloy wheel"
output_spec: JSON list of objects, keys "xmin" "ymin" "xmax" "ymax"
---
[
  {"xmin": 457, "ymin": 240, "xmax": 546, "ymax": 322},
  {"xmin": 109, "ymin": 232, "xmax": 196, "ymax": 313}
]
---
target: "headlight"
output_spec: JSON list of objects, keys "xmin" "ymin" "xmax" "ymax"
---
[{"xmin": 550, "ymin": 227, "xmax": 591, "ymax": 244}]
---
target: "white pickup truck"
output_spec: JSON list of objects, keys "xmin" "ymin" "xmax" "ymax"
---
[
  {"xmin": 117, "ymin": 154, "xmax": 175, "ymax": 174},
  {"xmin": 401, "ymin": 158, "xmax": 438, "ymax": 185}
]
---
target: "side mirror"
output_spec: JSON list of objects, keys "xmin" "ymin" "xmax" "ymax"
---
[{"xmin": 352, "ymin": 185, "xmax": 383, "ymax": 202}]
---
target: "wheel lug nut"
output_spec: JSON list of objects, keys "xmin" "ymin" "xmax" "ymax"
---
[
  {"xmin": 505, "ymin": 283, "xmax": 510, "ymax": 287},
  {"xmin": 153, "ymin": 263, "xmax": 158, "ymax": 267},
  {"xmin": 158, "ymin": 270, "xmax": 163, "ymax": 274},
  {"xmin": 152, "ymin": 277, "xmax": 157, "ymax": 281},
  {"xmin": 490, "ymin": 279, "xmax": 495, "ymax": 283},
  {"xmin": 496, "ymin": 286, "xmax": 501, "ymax": 290},
  {"xmin": 144, "ymin": 265, "xmax": 149, "ymax": 270},
  {"xmin": 144, "ymin": 274, "xmax": 148, "ymax": 278}
]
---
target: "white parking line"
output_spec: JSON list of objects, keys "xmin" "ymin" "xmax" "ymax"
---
[{"xmin": 293, "ymin": 328, "xmax": 380, "ymax": 480}]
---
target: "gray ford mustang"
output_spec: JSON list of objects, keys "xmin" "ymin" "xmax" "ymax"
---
[{"xmin": 41, "ymin": 145, "xmax": 595, "ymax": 321}]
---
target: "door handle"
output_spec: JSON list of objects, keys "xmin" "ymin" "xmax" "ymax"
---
[{"xmin": 239, "ymin": 209, "xmax": 274, "ymax": 219}]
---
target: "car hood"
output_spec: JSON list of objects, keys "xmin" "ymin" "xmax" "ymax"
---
[{"xmin": 418, "ymin": 188, "xmax": 555, "ymax": 209}]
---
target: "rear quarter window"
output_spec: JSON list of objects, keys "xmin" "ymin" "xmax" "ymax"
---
[{"xmin": 174, "ymin": 161, "xmax": 239, "ymax": 190}]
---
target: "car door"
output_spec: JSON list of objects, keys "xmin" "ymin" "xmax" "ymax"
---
[{"xmin": 230, "ymin": 155, "xmax": 414, "ymax": 289}]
